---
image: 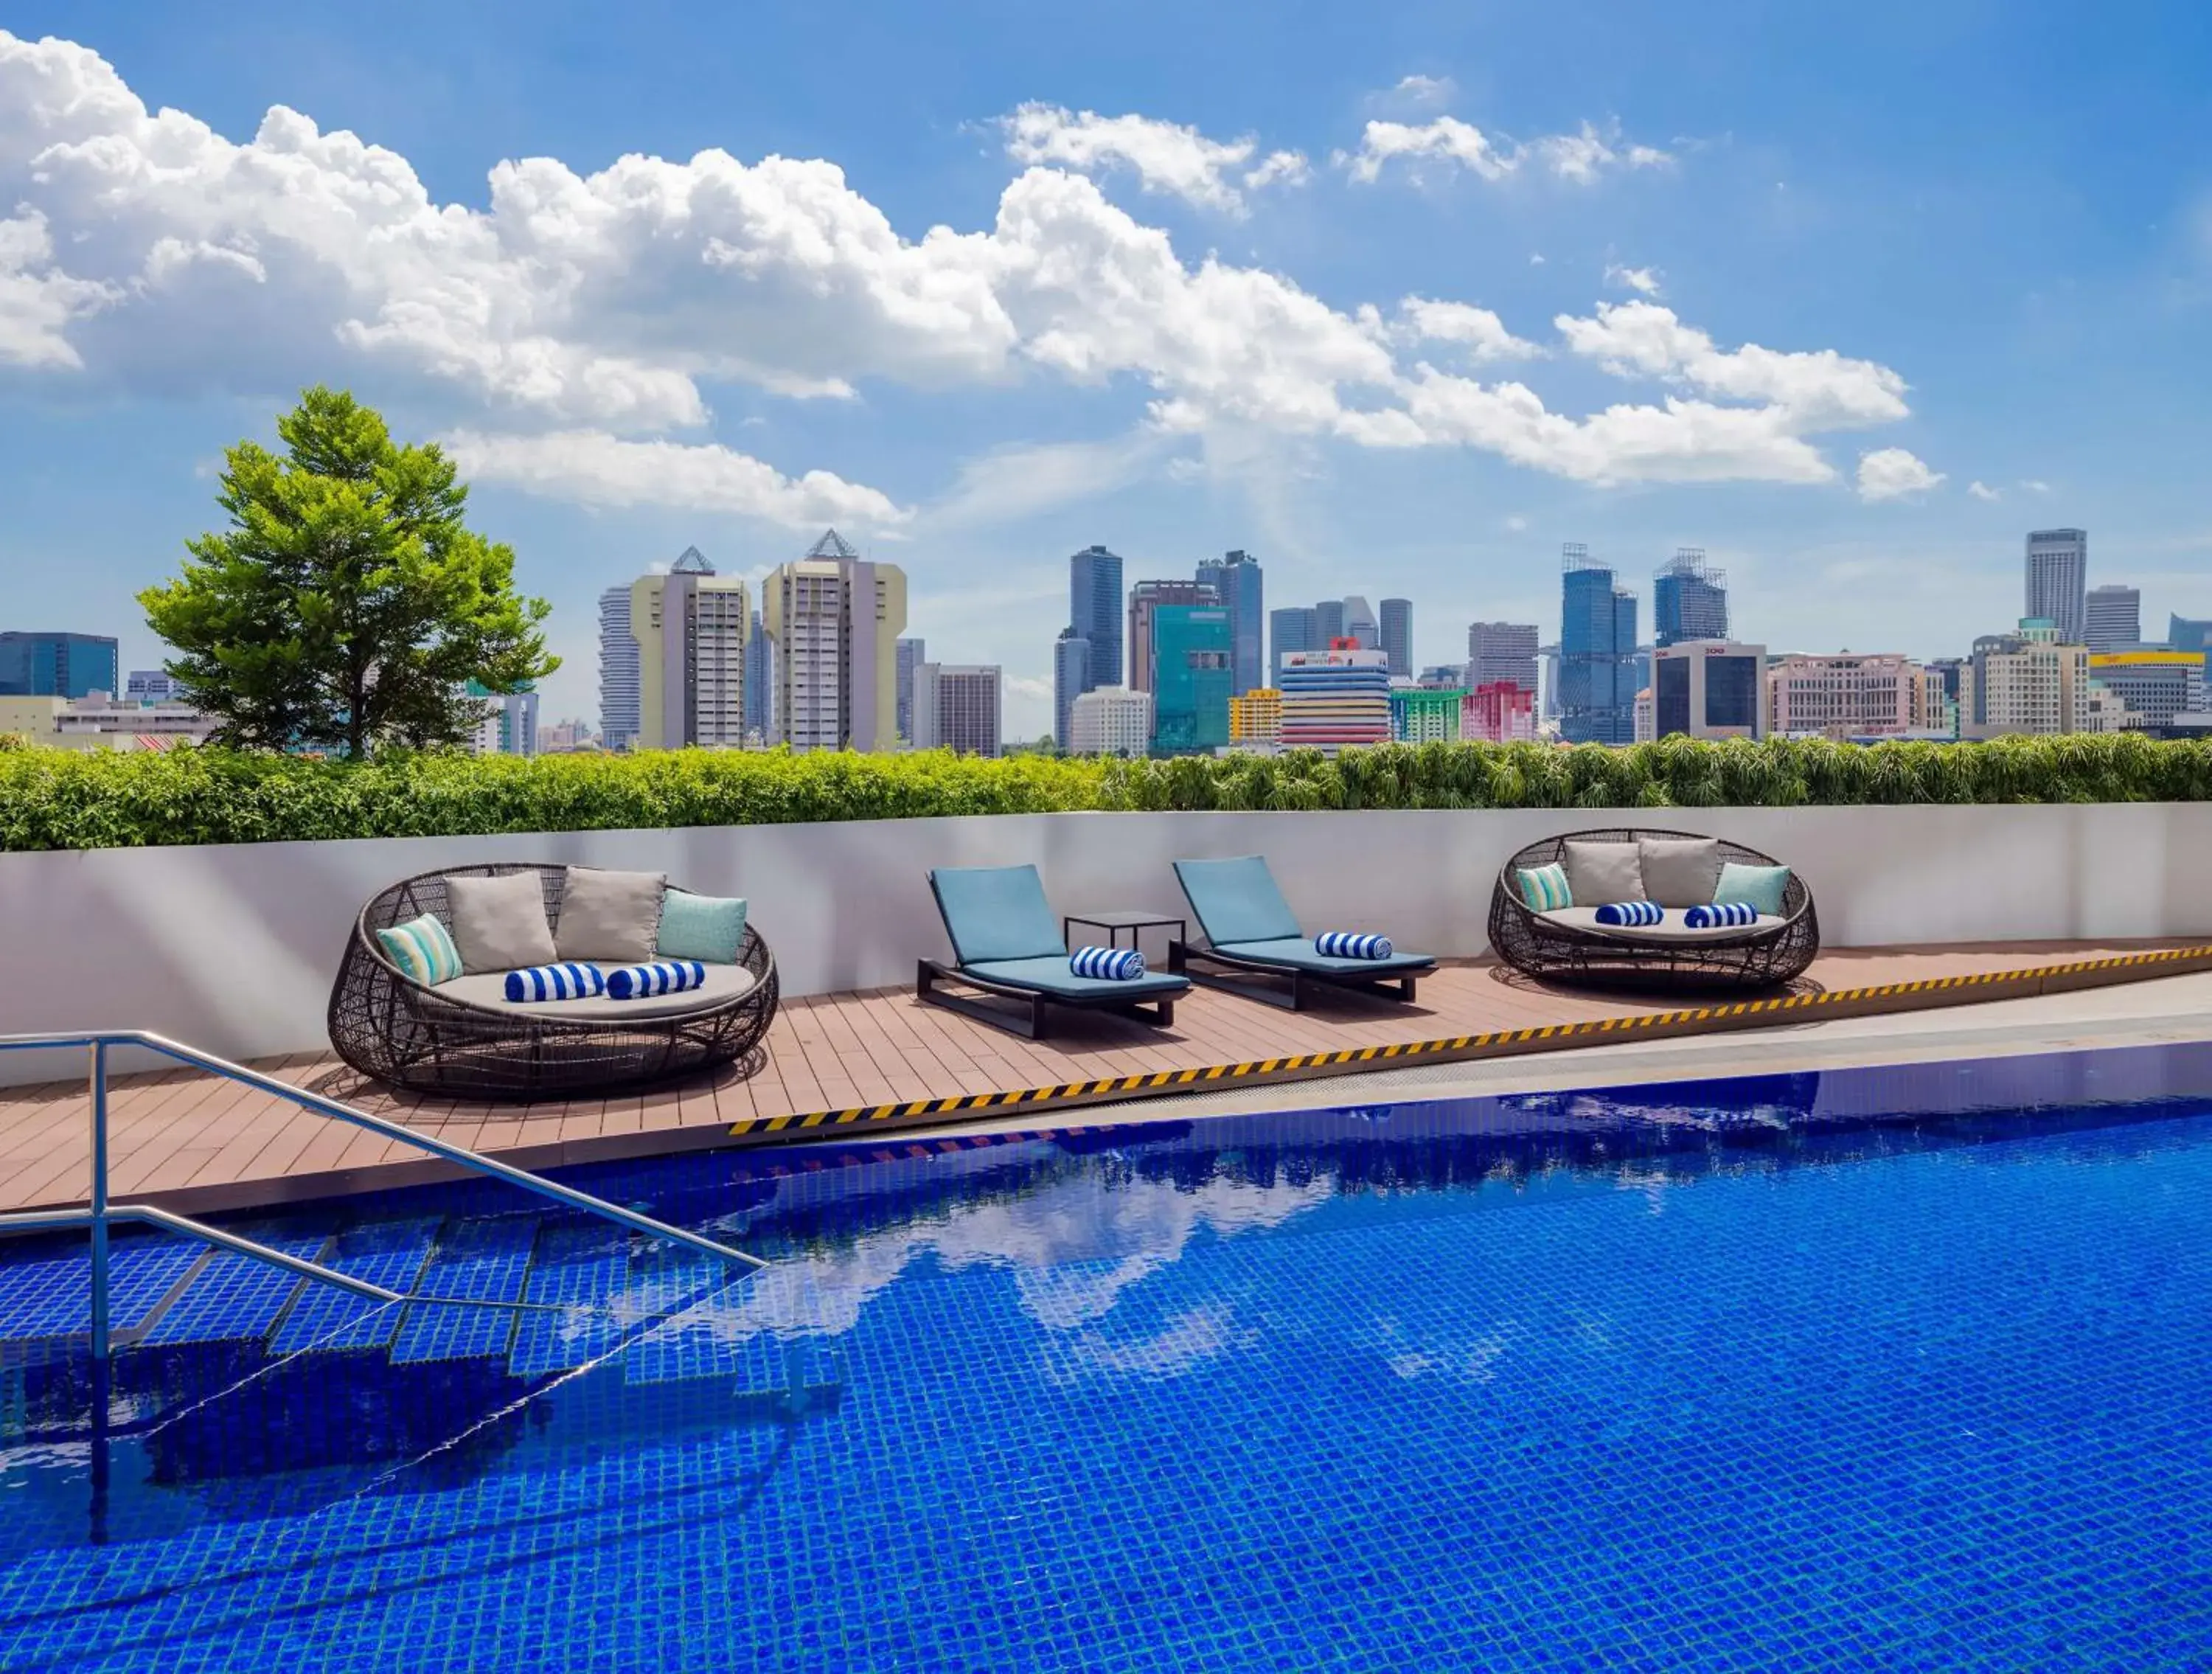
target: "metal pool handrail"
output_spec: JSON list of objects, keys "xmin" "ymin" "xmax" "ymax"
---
[{"xmin": 0, "ymin": 1030, "xmax": 768, "ymax": 1358}]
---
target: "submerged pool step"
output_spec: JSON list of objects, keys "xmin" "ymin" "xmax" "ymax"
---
[
  {"xmin": 507, "ymin": 1221, "xmax": 633, "ymax": 1379},
  {"xmin": 268, "ymin": 1216, "xmax": 441, "ymax": 1354},
  {"xmin": 387, "ymin": 1215, "xmax": 538, "ymax": 1365},
  {"xmin": 139, "ymin": 1226, "xmax": 333, "ymax": 1346},
  {"xmin": 0, "ymin": 1234, "xmax": 204, "ymax": 1344}
]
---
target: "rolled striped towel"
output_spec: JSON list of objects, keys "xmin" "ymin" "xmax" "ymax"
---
[
  {"xmin": 1686, "ymin": 902, "xmax": 1759, "ymax": 929},
  {"xmin": 605, "ymin": 959, "xmax": 709, "ymax": 1000},
  {"xmin": 1069, "ymin": 945, "xmax": 1147, "ymax": 981},
  {"xmin": 1315, "ymin": 931, "xmax": 1394, "ymax": 960},
  {"xmin": 504, "ymin": 962, "xmax": 608, "ymax": 1003},
  {"xmin": 1594, "ymin": 901, "xmax": 1663, "ymax": 928}
]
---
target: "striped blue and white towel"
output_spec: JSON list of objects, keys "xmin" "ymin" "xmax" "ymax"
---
[
  {"xmin": 1594, "ymin": 901, "xmax": 1664, "ymax": 928},
  {"xmin": 1069, "ymin": 945, "xmax": 1147, "ymax": 981},
  {"xmin": 1315, "ymin": 931, "xmax": 1394, "ymax": 960},
  {"xmin": 605, "ymin": 959, "xmax": 710, "ymax": 1000},
  {"xmin": 1685, "ymin": 902, "xmax": 1759, "ymax": 929},
  {"xmin": 503, "ymin": 962, "xmax": 607, "ymax": 1003}
]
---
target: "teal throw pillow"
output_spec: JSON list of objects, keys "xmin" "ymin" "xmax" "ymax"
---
[
  {"xmin": 656, "ymin": 890, "xmax": 748, "ymax": 963},
  {"xmin": 377, "ymin": 913, "xmax": 463, "ymax": 985},
  {"xmin": 1517, "ymin": 862, "xmax": 1571, "ymax": 912},
  {"xmin": 1714, "ymin": 862, "xmax": 1791, "ymax": 917}
]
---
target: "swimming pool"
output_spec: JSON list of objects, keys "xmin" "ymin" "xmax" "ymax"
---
[{"xmin": 4, "ymin": 1043, "xmax": 2211, "ymax": 1669}]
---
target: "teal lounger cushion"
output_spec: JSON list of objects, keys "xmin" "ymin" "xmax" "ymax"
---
[
  {"xmin": 931, "ymin": 865, "xmax": 1067, "ymax": 963},
  {"xmin": 1714, "ymin": 861, "xmax": 1792, "ymax": 917},
  {"xmin": 1173, "ymin": 857, "xmax": 1304, "ymax": 945},
  {"xmin": 964, "ymin": 956, "xmax": 1189, "ymax": 998},
  {"xmin": 1517, "ymin": 862, "xmax": 1571, "ymax": 911},
  {"xmin": 378, "ymin": 913, "xmax": 463, "ymax": 985},
  {"xmin": 657, "ymin": 890, "xmax": 748, "ymax": 963},
  {"xmin": 1215, "ymin": 937, "xmax": 1433, "ymax": 974}
]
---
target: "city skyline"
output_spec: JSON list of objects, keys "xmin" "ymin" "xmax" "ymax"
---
[{"xmin": 5, "ymin": 10, "xmax": 2211, "ymax": 741}]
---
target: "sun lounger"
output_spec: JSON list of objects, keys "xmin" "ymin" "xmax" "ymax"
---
[{"xmin": 1169, "ymin": 856, "xmax": 1433, "ymax": 1011}]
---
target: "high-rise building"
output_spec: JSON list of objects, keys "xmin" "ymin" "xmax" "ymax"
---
[
  {"xmin": 1558, "ymin": 546, "xmax": 1638, "ymax": 745},
  {"xmin": 2087, "ymin": 650, "xmax": 2205, "ymax": 730},
  {"xmin": 1270, "ymin": 606, "xmax": 1318, "ymax": 686},
  {"xmin": 1052, "ymin": 631, "xmax": 1089, "ymax": 749},
  {"xmin": 911, "ymin": 664, "xmax": 1002, "ymax": 756},
  {"xmin": 2170, "ymin": 615, "xmax": 2212, "ymax": 657},
  {"xmin": 125, "ymin": 670, "xmax": 184, "ymax": 705},
  {"xmin": 1462, "ymin": 681, "xmax": 1537, "ymax": 743},
  {"xmin": 1195, "ymin": 549, "xmax": 1265, "ymax": 695},
  {"xmin": 1069, "ymin": 546, "xmax": 1125, "ymax": 692},
  {"xmin": 1467, "ymin": 622, "xmax": 1540, "ymax": 694},
  {"xmin": 1652, "ymin": 641, "xmax": 1767, "ymax": 740},
  {"xmin": 2025, "ymin": 529, "xmax": 2088, "ymax": 647},
  {"xmin": 1127, "ymin": 580, "xmax": 1218, "ymax": 693},
  {"xmin": 1652, "ymin": 550, "xmax": 1728, "ymax": 647},
  {"xmin": 1389, "ymin": 686, "xmax": 1461, "ymax": 743},
  {"xmin": 2084, "ymin": 586, "xmax": 2140, "ymax": 653},
  {"xmin": 895, "ymin": 637, "xmax": 926, "ymax": 745},
  {"xmin": 465, "ymin": 680, "xmax": 540, "ymax": 757},
  {"xmin": 1379, "ymin": 598, "xmax": 1413, "ymax": 678},
  {"xmin": 1342, "ymin": 597, "xmax": 1380, "ymax": 650},
  {"xmin": 597, "ymin": 586, "xmax": 641, "ymax": 751},
  {"xmin": 1961, "ymin": 619, "xmax": 2093, "ymax": 737},
  {"xmin": 762, "ymin": 529, "xmax": 906, "ymax": 753},
  {"xmin": 1314, "ymin": 599, "xmax": 1348, "ymax": 645},
  {"xmin": 1228, "ymin": 687, "xmax": 1283, "ymax": 748},
  {"xmin": 1279, "ymin": 645, "xmax": 1392, "ymax": 755},
  {"xmin": 0, "ymin": 632, "xmax": 118, "ymax": 699},
  {"xmin": 630, "ymin": 546, "xmax": 748, "ymax": 751},
  {"xmin": 1070, "ymin": 687, "xmax": 1152, "ymax": 757},
  {"xmin": 1150, "ymin": 605, "xmax": 1234, "ymax": 753},
  {"xmin": 745, "ymin": 610, "xmax": 771, "ymax": 743},
  {"xmin": 1767, "ymin": 653, "xmax": 1948, "ymax": 737}
]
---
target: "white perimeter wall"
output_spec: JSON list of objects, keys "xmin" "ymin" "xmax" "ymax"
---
[{"xmin": 1, "ymin": 803, "xmax": 2208, "ymax": 1086}]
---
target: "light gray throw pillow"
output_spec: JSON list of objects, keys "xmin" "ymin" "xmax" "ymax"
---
[
  {"xmin": 554, "ymin": 866, "xmax": 667, "ymax": 962},
  {"xmin": 444, "ymin": 871, "xmax": 559, "ymax": 973},
  {"xmin": 1562, "ymin": 839, "xmax": 1646, "ymax": 906},
  {"xmin": 1637, "ymin": 837, "xmax": 1725, "ymax": 908}
]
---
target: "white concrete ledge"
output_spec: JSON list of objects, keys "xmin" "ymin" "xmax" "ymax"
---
[{"xmin": 1, "ymin": 803, "xmax": 2207, "ymax": 1085}]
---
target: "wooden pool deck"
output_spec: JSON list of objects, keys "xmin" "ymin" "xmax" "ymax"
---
[{"xmin": 4, "ymin": 938, "xmax": 2208, "ymax": 1217}]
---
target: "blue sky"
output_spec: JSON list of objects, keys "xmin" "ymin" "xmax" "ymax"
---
[{"xmin": 2, "ymin": 0, "xmax": 2209, "ymax": 734}]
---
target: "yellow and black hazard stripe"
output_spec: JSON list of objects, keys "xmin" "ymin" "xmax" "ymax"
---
[{"xmin": 726, "ymin": 944, "xmax": 2212, "ymax": 1144}]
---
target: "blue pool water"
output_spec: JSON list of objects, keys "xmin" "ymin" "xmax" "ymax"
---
[{"xmin": 4, "ymin": 1046, "xmax": 2212, "ymax": 1669}]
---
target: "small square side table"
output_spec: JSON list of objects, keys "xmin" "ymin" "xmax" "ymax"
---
[{"xmin": 1062, "ymin": 909, "xmax": 1189, "ymax": 954}]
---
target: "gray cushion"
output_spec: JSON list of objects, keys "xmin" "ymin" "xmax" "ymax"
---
[
  {"xmin": 1636, "ymin": 838, "xmax": 1725, "ymax": 908},
  {"xmin": 1537, "ymin": 906, "xmax": 1785, "ymax": 943},
  {"xmin": 444, "ymin": 872, "xmax": 558, "ymax": 973},
  {"xmin": 438, "ymin": 962, "xmax": 757, "ymax": 1021},
  {"xmin": 554, "ymin": 866, "xmax": 666, "ymax": 962},
  {"xmin": 1561, "ymin": 840, "xmax": 1646, "ymax": 907}
]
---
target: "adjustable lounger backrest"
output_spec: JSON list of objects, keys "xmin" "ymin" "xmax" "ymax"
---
[
  {"xmin": 929, "ymin": 865, "xmax": 1068, "ymax": 965},
  {"xmin": 1173, "ymin": 856, "xmax": 1304, "ymax": 947}
]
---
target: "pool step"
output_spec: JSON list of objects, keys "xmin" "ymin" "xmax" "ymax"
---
[
  {"xmin": 140, "ymin": 1226, "xmax": 333, "ymax": 1346},
  {"xmin": 387, "ymin": 1216, "xmax": 538, "ymax": 1364},
  {"xmin": 268, "ymin": 1216, "xmax": 441, "ymax": 1354},
  {"xmin": 507, "ymin": 1221, "xmax": 631, "ymax": 1379}
]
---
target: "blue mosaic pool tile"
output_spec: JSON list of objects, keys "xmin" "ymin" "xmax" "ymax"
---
[
  {"xmin": 139, "ymin": 1226, "xmax": 330, "ymax": 1345},
  {"xmin": 507, "ymin": 1220, "xmax": 629, "ymax": 1378},
  {"xmin": 0, "ymin": 1231, "xmax": 204, "ymax": 1339},
  {"xmin": 265, "ymin": 1216, "xmax": 438, "ymax": 1353},
  {"xmin": 386, "ymin": 1216, "xmax": 536, "ymax": 1364}
]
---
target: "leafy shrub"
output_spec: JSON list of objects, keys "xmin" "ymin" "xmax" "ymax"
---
[{"xmin": 2, "ymin": 736, "xmax": 2210, "ymax": 852}]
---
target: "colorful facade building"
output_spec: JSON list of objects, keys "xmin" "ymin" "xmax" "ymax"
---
[
  {"xmin": 1279, "ymin": 643, "xmax": 1391, "ymax": 755},
  {"xmin": 1228, "ymin": 687, "xmax": 1283, "ymax": 748},
  {"xmin": 1461, "ymin": 680, "xmax": 1537, "ymax": 743}
]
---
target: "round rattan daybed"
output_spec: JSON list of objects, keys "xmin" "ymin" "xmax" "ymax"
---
[
  {"xmin": 1486, "ymin": 827, "xmax": 1819, "ymax": 993},
  {"xmin": 328, "ymin": 863, "xmax": 779, "ymax": 1100}
]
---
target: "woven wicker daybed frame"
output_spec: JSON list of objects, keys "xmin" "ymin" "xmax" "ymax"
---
[
  {"xmin": 1486, "ymin": 827, "xmax": 1820, "ymax": 993},
  {"xmin": 328, "ymin": 862, "xmax": 779, "ymax": 1101}
]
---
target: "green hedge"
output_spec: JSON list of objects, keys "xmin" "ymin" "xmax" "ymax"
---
[{"xmin": 1, "ymin": 734, "xmax": 2210, "ymax": 852}]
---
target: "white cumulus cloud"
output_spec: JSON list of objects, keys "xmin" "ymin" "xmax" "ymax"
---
[
  {"xmin": 0, "ymin": 29, "xmax": 1921, "ymax": 503},
  {"xmin": 1968, "ymin": 479, "xmax": 2001, "ymax": 501},
  {"xmin": 1857, "ymin": 446, "xmax": 1946, "ymax": 501},
  {"xmin": 1339, "ymin": 117, "xmax": 1671, "ymax": 187},
  {"xmin": 445, "ymin": 430, "xmax": 911, "ymax": 529},
  {"xmin": 999, "ymin": 103, "xmax": 1307, "ymax": 215},
  {"xmin": 1604, "ymin": 263, "xmax": 1663, "ymax": 296}
]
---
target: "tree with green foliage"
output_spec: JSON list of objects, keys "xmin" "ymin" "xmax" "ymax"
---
[{"xmin": 139, "ymin": 387, "xmax": 557, "ymax": 757}]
